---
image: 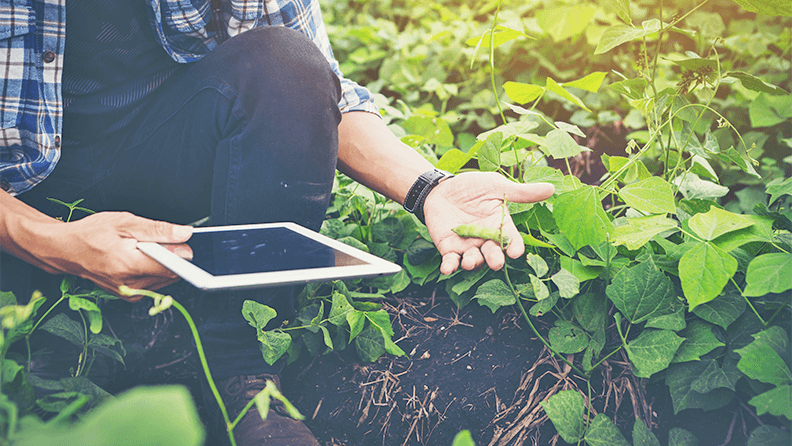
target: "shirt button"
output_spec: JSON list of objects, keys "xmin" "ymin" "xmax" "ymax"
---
[
  {"xmin": 42, "ymin": 50, "xmax": 55, "ymax": 63},
  {"xmin": 0, "ymin": 179, "xmax": 11, "ymax": 192},
  {"xmin": 54, "ymin": 135, "xmax": 61, "ymax": 148}
]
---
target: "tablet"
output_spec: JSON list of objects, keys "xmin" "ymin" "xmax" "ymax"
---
[{"xmin": 137, "ymin": 222, "xmax": 402, "ymax": 291}]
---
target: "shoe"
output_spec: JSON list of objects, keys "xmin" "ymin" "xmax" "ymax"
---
[{"xmin": 204, "ymin": 373, "xmax": 320, "ymax": 446}]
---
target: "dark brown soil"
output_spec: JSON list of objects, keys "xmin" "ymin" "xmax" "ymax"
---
[{"xmin": 95, "ymin": 285, "xmax": 780, "ymax": 446}]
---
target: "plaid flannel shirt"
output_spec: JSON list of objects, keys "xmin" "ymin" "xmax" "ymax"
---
[{"xmin": 0, "ymin": 0, "xmax": 377, "ymax": 196}]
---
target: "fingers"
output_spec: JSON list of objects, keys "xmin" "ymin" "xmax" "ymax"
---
[
  {"xmin": 498, "ymin": 179, "xmax": 555, "ymax": 204},
  {"xmin": 115, "ymin": 212, "xmax": 193, "ymax": 243}
]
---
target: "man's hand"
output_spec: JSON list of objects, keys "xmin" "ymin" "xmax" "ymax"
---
[{"xmin": 422, "ymin": 172, "xmax": 554, "ymax": 275}]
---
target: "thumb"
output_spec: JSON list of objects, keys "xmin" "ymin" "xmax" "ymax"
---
[
  {"xmin": 495, "ymin": 179, "xmax": 555, "ymax": 204},
  {"xmin": 118, "ymin": 214, "xmax": 193, "ymax": 243}
]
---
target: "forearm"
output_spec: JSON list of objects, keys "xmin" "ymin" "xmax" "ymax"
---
[
  {"xmin": 0, "ymin": 190, "xmax": 65, "ymax": 273},
  {"xmin": 336, "ymin": 111, "xmax": 434, "ymax": 204}
]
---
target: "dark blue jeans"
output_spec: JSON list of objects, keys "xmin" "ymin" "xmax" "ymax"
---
[{"xmin": 0, "ymin": 27, "xmax": 342, "ymax": 377}]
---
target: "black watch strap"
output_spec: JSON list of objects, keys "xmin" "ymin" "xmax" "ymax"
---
[{"xmin": 403, "ymin": 169, "xmax": 454, "ymax": 224}]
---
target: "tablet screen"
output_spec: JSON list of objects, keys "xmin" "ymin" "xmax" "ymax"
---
[{"xmin": 186, "ymin": 227, "xmax": 368, "ymax": 276}]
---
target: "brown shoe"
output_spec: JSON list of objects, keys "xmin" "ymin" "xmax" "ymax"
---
[{"xmin": 207, "ymin": 373, "xmax": 319, "ymax": 446}]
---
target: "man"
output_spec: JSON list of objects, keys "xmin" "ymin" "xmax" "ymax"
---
[{"xmin": 0, "ymin": 1, "xmax": 553, "ymax": 444}]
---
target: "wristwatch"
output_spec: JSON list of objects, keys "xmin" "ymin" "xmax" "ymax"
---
[{"xmin": 403, "ymin": 169, "xmax": 454, "ymax": 224}]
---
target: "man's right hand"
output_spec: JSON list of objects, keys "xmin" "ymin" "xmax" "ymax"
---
[{"xmin": 1, "ymin": 191, "xmax": 193, "ymax": 301}]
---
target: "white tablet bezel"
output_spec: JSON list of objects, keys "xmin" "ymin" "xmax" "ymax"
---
[{"xmin": 137, "ymin": 222, "xmax": 402, "ymax": 291}]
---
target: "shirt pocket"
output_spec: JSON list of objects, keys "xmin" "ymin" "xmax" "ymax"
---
[{"xmin": 0, "ymin": 3, "xmax": 35, "ymax": 128}]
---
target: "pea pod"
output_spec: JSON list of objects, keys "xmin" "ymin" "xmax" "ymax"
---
[{"xmin": 452, "ymin": 224, "xmax": 510, "ymax": 245}]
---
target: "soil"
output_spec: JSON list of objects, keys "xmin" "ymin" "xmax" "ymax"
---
[{"xmin": 96, "ymin": 284, "xmax": 783, "ymax": 446}]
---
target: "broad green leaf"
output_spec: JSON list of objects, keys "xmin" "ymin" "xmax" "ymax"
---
[
  {"xmin": 560, "ymin": 256, "xmax": 602, "ymax": 282},
  {"xmin": 678, "ymin": 243, "xmax": 737, "ymax": 310},
  {"xmin": 40, "ymin": 313, "xmax": 85, "ymax": 347},
  {"xmin": 535, "ymin": 6, "xmax": 596, "ymax": 42},
  {"xmin": 478, "ymin": 132, "xmax": 501, "ymax": 171},
  {"xmin": 766, "ymin": 177, "xmax": 792, "ymax": 205},
  {"xmin": 451, "ymin": 430, "xmax": 476, "ymax": 446},
  {"xmin": 16, "ymin": 386, "xmax": 204, "ymax": 446},
  {"xmin": 627, "ymin": 329, "xmax": 684, "ymax": 378},
  {"xmin": 573, "ymin": 293, "xmax": 608, "ymax": 333},
  {"xmin": 540, "ymin": 390, "xmax": 585, "ymax": 443},
  {"xmin": 747, "ymin": 426, "xmax": 792, "ymax": 446},
  {"xmin": 749, "ymin": 385, "xmax": 792, "ymax": 419},
  {"xmin": 548, "ymin": 320, "xmax": 588, "ymax": 354},
  {"xmin": 242, "ymin": 301, "xmax": 277, "ymax": 331},
  {"xmin": 735, "ymin": 327, "xmax": 792, "ymax": 386},
  {"xmin": 473, "ymin": 279, "xmax": 516, "ymax": 312},
  {"xmin": 609, "ymin": 0, "xmax": 632, "ymax": 24},
  {"xmin": 584, "ymin": 414, "xmax": 630, "ymax": 446},
  {"xmin": 744, "ymin": 253, "xmax": 792, "ymax": 296},
  {"xmin": 618, "ymin": 177, "xmax": 677, "ymax": 215},
  {"xmin": 595, "ymin": 20, "xmax": 662, "ymax": 54},
  {"xmin": 465, "ymin": 25, "xmax": 531, "ymax": 49},
  {"xmin": 258, "ymin": 331, "xmax": 291, "ymax": 365},
  {"xmin": 750, "ymin": 93, "xmax": 792, "ymax": 128},
  {"xmin": 529, "ymin": 291, "xmax": 559, "ymax": 317},
  {"xmin": 546, "ymin": 78, "xmax": 589, "ymax": 112},
  {"xmin": 609, "ymin": 78, "xmax": 648, "ymax": 100},
  {"xmin": 606, "ymin": 261, "xmax": 675, "ymax": 324},
  {"xmin": 520, "ymin": 232, "xmax": 555, "ymax": 249},
  {"xmin": 551, "ymin": 268, "xmax": 579, "ymax": 298},
  {"xmin": 665, "ymin": 361, "xmax": 734, "ymax": 414},
  {"xmin": 450, "ymin": 268, "xmax": 489, "ymax": 296},
  {"xmin": 553, "ymin": 186, "xmax": 614, "ymax": 250},
  {"xmin": 691, "ymin": 359, "xmax": 742, "ymax": 393},
  {"xmin": 691, "ymin": 291, "xmax": 745, "ymax": 329},
  {"xmin": 346, "ymin": 311, "xmax": 365, "ymax": 341},
  {"xmin": 632, "ymin": 419, "xmax": 661, "ymax": 446},
  {"xmin": 400, "ymin": 115, "xmax": 453, "ymax": 146},
  {"xmin": 522, "ymin": 166, "xmax": 565, "ymax": 189},
  {"xmin": 544, "ymin": 128, "xmax": 585, "ymax": 159},
  {"xmin": 611, "ymin": 215, "xmax": 678, "ymax": 250},
  {"xmin": 436, "ymin": 149, "xmax": 472, "ymax": 174},
  {"xmin": 711, "ymin": 215, "xmax": 775, "ymax": 252},
  {"xmin": 669, "ymin": 428, "xmax": 700, "ymax": 446},
  {"xmin": 727, "ymin": 71, "xmax": 789, "ymax": 95},
  {"xmin": 672, "ymin": 320, "xmax": 726, "ymax": 363},
  {"xmin": 675, "ymin": 173, "xmax": 729, "ymax": 200},
  {"xmin": 688, "ymin": 207, "xmax": 754, "ymax": 241},
  {"xmin": 319, "ymin": 325, "xmax": 333, "ymax": 351},
  {"xmin": 88, "ymin": 333, "xmax": 126, "ymax": 366},
  {"xmin": 503, "ymin": 82, "xmax": 545, "ymax": 104},
  {"xmin": 645, "ymin": 301, "xmax": 686, "ymax": 331},
  {"xmin": 67, "ymin": 296, "xmax": 102, "ymax": 334},
  {"xmin": 526, "ymin": 253, "xmax": 549, "ymax": 277},
  {"xmin": 372, "ymin": 217, "xmax": 405, "ymax": 245},
  {"xmin": 365, "ymin": 309, "xmax": 395, "ymax": 337},
  {"xmin": 382, "ymin": 333, "xmax": 405, "ymax": 357},
  {"xmin": 354, "ymin": 325, "xmax": 386, "ymax": 363},
  {"xmin": 563, "ymin": 72, "xmax": 607, "ymax": 93},
  {"xmin": 728, "ymin": 0, "xmax": 792, "ymax": 16},
  {"xmin": 530, "ymin": 274, "xmax": 550, "ymax": 301},
  {"xmin": 328, "ymin": 292, "xmax": 354, "ymax": 327}
]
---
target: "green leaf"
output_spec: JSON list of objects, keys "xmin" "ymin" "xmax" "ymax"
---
[
  {"xmin": 548, "ymin": 320, "xmax": 588, "ymax": 354},
  {"xmin": 678, "ymin": 243, "xmax": 737, "ymax": 311},
  {"xmin": 401, "ymin": 114, "xmax": 454, "ymax": 146},
  {"xmin": 609, "ymin": 0, "xmax": 632, "ymax": 24},
  {"xmin": 473, "ymin": 279, "xmax": 516, "ymax": 312},
  {"xmin": 17, "ymin": 386, "xmax": 204, "ymax": 446},
  {"xmin": 645, "ymin": 301, "xmax": 686, "ymax": 331},
  {"xmin": 669, "ymin": 428, "xmax": 700, "ymax": 446},
  {"xmin": 672, "ymin": 320, "xmax": 726, "ymax": 363},
  {"xmin": 747, "ymin": 426, "xmax": 792, "ymax": 446},
  {"xmin": 750, "ymin": 93, "xmax": 792, "ymax": 128},
  {"xmin": 563, "ymin": 72, "xmax": 607, "ymax": 93},
  {"xmin": 530, "ymin": 274, "xmax": 550, "ymax": 301},
  {"xmin": 573, "ymin": 293, "xmax": 608, "ymax": 333},
  {"xmin": 688, "ymin": 207, "xmax": 754, "ymax": 241},
  {"xmin": 540, "ymin": 390, "xmax": 585, "ymax": 443},
  {"xmin": 632, "ymin": 419, "xmax": 661, "ymax": 446},
  {"xmin": 727, "ymin": 71, "xmax": 789, "ymax": 95},
  {"xmin": 609, "ymin": 78, "xmax": 648, "ymax": 100},
  {"xmin": 553, "ymin": 186, "xmax": 614, "ymax": 250},
  {"xmin": 88, "ymin": 333, "xmax": 126, "ymax": 366},
  {"xmin": 258, "ymin": 331, "xmax": 291, "ymax": 366},
  {"xmin": 535, "ymin": 6, "xmax": 596, "ymax": 42},
  {"xmin": 67, "ymin": 296, "xmax": 102, "ymax": 334},
  {"xmin": 546, "ymin": 78, "xmax": 589, "ymax": 112},
  {"xmin": 735, "ymin": 327, "xmax": 792, "ymax": 386},
  {"xmin": 550, "ymin": 268, "xmax": 579, "ymax": 298},
  {"xmin": 478, "ymin": 132, "xmax": 502, "ymax": 171},
  {"xmin": 40, "ymin": 313, "xmax": 85, "ymax": 347},
  {"xmin": 691, "ymin": 359, "xmax": 742, "ymax": 393},
  {"xmin": 711, "ymin": 215, "xmax": 775, "ymax": 252},
  {"xmin": 503, "ymin": 82, "xmax": 545, "ymax": 104},
  {"xmin": 691, "ymin": 291, "xmax": 745, "ymax": 330},
  {"xmin": 465, "ymin": 25, "xmax": 531, "ymax": 49},
  {"xmin": 354, "ymin": 325, "xmax": 386, "ymax": 363},
  {"xmin": 584, "ymin": 414, "xmax": 630, "ymax": 446},
  {"xmin": 242, "ymin": 301, "xmax": 277, "ymax": 331},
  {"xmin": 544, "ymin": 128, "xmax": 585, "ymax": 159},
  {"xmin": 526, "ymin": 253, "xmax": 549, "ymax": 277},
  {"xmin": 595, "ymin": 20, "xmax": 662, "ymax": 54},
  {"xmin": 627, "ymin": 329, "xmax": 685, "ymax": 378},
  {"xmin": 436, "ymin": 149, "xmax": 472, "ymax": 174},
  {"xmin": 743, "ymin": 253, "xmax": 792, "ymax": 297},
  {"xmin": 618, "ymin": 177, "xmax": 677, "ymax": 215},
  {"xmin": 665, "ymin": 361, "xmax": 734, "ymax": 414},
  {"xmin": 611, "ymin": 215, "xmax": 678, "ymax": 250},
  {"xmin": 346, "ymin": 311, "xmax": 365, "ymax": 341},
  {"xmin": 728, "ymin": 0, "xmax": 792, "ymax": 16},
  {"xmin": 328, "ymin": 292, "xmax": 354, "ymax": 327},
  {"xmin": 749, "ymin": 385, "xmax": 792, "ymax": 419},
  {"xmin": 606, "ymin": 261, "xmax": 676, "ymax": 324},
  {"xmin": 766, "ymin": 177, "xmax": 792, "ymax": 205},
  {"xmin": 365, "ymin": 310, "xmax": 395, "ymax": 337},
  {"xmin": 451, "ymin": 430, "xmax": 476, "ymax": 446}
]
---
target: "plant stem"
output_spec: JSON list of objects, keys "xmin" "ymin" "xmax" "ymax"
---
[
  {"xmin": 732, "ymin": 278, "xmax": 767, "ymax": 326},
  {"xmin": 503, "ymin": 265, "xmax": 587, "ymax": 377},
  {"xmin": 488, "ymin": 0, "xmax": 506, "ymax": 125}
]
